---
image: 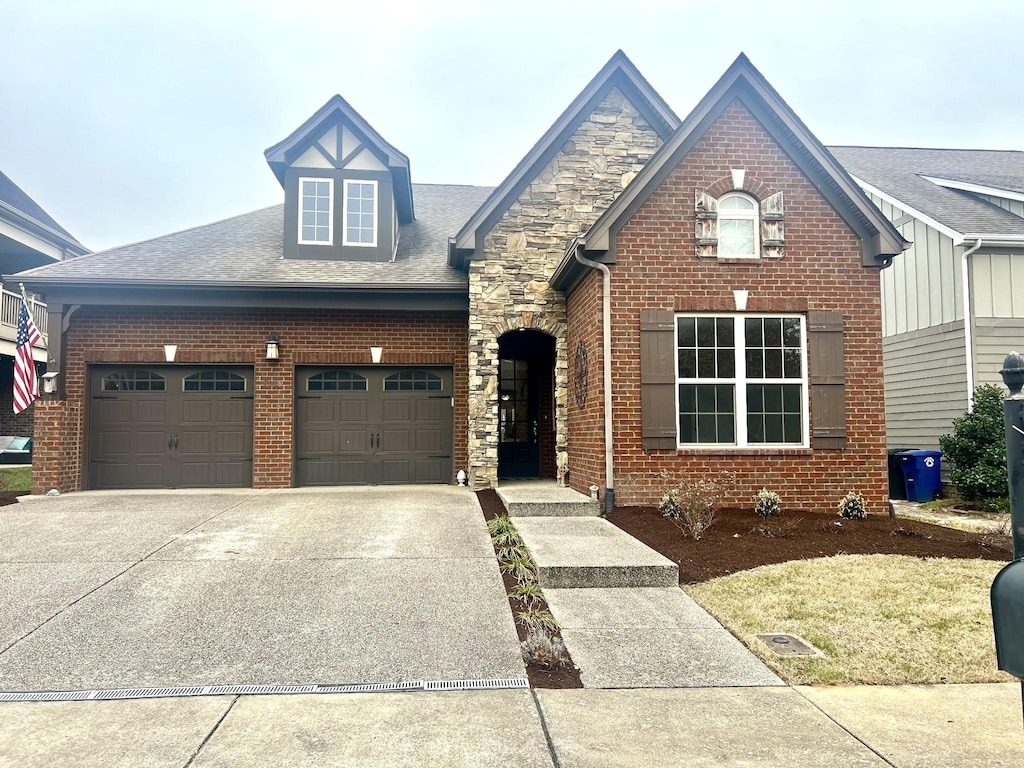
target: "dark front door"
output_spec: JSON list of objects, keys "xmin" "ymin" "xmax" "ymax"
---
[
  {"xmin": 295, "ymin": 366, "xmax": 453, "ymax": 486},
  {"xmin": 88, "ymin": 366, "xmax": 254, "ymax": 490},
  {"xmin": 498, "ymin": 357, "xmax": 539, "ymax": 478}
]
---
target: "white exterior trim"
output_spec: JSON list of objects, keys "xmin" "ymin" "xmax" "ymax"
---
[
  {"xmin": 674, "ymin": 313, "xmax": 809, "ymax": 449},
  {"xmin": 297, "ymin": 177, "xmax": 334, "ymax": 245},
  {"xmin": 850, "ymin": 174, "xmax": 965, "ymax": 245},
  {"xmin": 920, "ymin": 175, "xmax": 1024, "ymax": 205},
  {"xmin": 343, "ymin": 179, "xmax": 378, "ymax": 247}
]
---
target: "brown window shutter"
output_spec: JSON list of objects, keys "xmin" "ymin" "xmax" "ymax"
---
[
  {"xmin": 808, "ymin": 311, "xmax": 846, "ymax": 450},
  {"xmin": 640, "ymin": 309, "xmax": 678, "ymax": 450},
  {"xmin": 760, "ymin": 191, "xmax": 784, "ymax": 258}
]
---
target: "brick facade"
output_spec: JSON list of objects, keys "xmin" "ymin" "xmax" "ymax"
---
[
  {"xmin": 32, "ymin": 306, "xmax": 468, "ymax": 494},
  {"xmin": 568, "ymin": 100, "xmax": 889, "ymax": 513}
]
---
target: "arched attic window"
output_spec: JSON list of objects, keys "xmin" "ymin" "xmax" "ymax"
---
[{"xmin": 717, "ymin": 192, "xmax": 759, "ymax": 258}]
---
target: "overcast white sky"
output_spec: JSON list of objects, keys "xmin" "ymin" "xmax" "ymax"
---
[{"xmin": 2, "ymin": 0, "xmax": 1021, "ymax": 252}]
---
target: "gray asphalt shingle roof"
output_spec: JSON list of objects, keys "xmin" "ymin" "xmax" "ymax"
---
[
  {"xmin": 0, "ymin": 168, "xmax": 81, "ymax": 243},
  {"xmin": 18, "ymin": 183, "xmax": 493, "ymax": 288},
  {"xmin": 829, "ymin": 147, "xmax": 1024, "ymax": 238}
]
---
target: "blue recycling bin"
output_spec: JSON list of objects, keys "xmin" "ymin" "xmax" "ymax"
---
[{"xmin": 896, "ymin": 450, "xmax": 942, "ymax": 502}]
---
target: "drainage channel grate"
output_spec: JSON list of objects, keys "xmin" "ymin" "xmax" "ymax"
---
[
  {"xmin": 425, "ymin": 678, "xmax": 530, "ymax": 691},
  {"xmin": 756, "ymin": 633, "xmax": 824, "ymax": 657},
  {"xmin": 0, "ymin": 677, "xmax": 532, "ymax": 702}
]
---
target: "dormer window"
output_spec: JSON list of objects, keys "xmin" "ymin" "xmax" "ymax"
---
[
  {"xmin": 717, "ymin": 193, "xmax": 759, "ymax": 257},
  {"xmin": 299, "ymin": 178, "xmax": 333, "ymax": 245},
  {"xmin": 343, "ymin": 180, "xmax": 377, "ymax": 247}
]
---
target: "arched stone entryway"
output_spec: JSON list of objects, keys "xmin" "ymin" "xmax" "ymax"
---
[{"xmin": 497, "ymin": 329, "xmax": 556, "ymax": 479}]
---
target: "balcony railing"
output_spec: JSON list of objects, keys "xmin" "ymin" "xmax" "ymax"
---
[{"xmin": 0, "ymin": 287, "xmax": 47, "ymax": 345}]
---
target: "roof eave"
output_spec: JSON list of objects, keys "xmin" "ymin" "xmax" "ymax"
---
[{"xmin": 0, "ymin": 201, "xmax": 90, "ymax": 255}]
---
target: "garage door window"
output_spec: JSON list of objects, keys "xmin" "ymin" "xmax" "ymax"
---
[
  {"xmin": 183, "ymin": 370, "xmax": 247, "ymax": 391},
  {"xmin": 102, "ymin": 370, "xmax": 166, "ymax": 391},
  {"xmin": 307, "ymin": 370, "xmax": 368, "ymax": 391},
  {"xmin": 384, "ymin": 370, "xmax": 443, "ymax": 391}
]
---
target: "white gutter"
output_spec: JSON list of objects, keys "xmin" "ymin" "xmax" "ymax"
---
[
  {"xmin": 573, "ymin": 242, "xmax": 615, "ymax": 512},
  {"xmin": 961, "ymin": 238, "xmax": 983, "ymax": 410}
]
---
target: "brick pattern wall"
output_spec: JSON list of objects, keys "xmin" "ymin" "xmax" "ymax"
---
[
  {"xmin": 565, "ymin": 269, "xmax": 606, "ymax": 494},
  {"xmin": 0, "ymin": 359, "xmax": 35, "ymax": 436},
  {"xmin": 601, "ymin": 100, "xmax": 889, "ymax": 514},
  {"xmin": 467, "ymin": 87, "xmax": 664, "ymax": 488},
  {"xmin": 33, "ymin": 306, "xmax": 468, "ymax": 494}
]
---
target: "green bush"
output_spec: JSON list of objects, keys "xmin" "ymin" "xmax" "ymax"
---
[
  {"xmin": 939, "ymin": 384, "xmax": 1008, "ymax": 506},
  {"xmin": 838, "ymin": 490, "xmax": 867, "ymax": 519}
]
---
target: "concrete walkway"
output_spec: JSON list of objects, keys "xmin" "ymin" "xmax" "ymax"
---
[
  {"xmin": 506, "ymin": 482, "xmax": 780, "ymax": 688},
  {"xmin": 1, "ymin": 683, "xmax": 1021, "ymax": 767}
]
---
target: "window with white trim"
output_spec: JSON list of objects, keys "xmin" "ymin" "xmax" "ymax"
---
[
  {"xmin": 343, "ymin": 180, "xmax": 377, "ymax": 246},
  {"xmin": 676, "ymin": 314, "xmax": 807, "ymax": 446},
  {"xmin": 299, "ymin": 178, "xmax": 333, "ymax": 245},
  {"xmin": 717, "ymin": 192, "xmax": 759, "ymax": 258}
]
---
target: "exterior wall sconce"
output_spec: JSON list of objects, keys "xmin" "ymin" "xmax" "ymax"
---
[
  {"xmin": 370, "ymin": 346, "xmax": 383, "ymax": 364},
  {"xmin": 41, "ymin": 371, "xmax": 59, "ymax": 395},
  {"xmin": 164, "ymin": 344, "xmax": 178, "ymax": 363},
  {"xmin": 266, "ymin": 335, "xmax": 280, "ymax": 361}
]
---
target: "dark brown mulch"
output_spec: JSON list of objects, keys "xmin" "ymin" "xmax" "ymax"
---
[
  {"xmin": 476, "ymin": 489, "xmax": 583, "ymax": 689},
  {"xmin": 607, "ymin": 505, "xmax": 1014, "ymax": 585},
  {"xmin": 0, "ymin": 491, "xmax": 28, "ymax": 507}
]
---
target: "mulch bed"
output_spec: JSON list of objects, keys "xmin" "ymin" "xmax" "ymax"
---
[
  {"xmin": 476, "ymin": 489, "xmax": 583, "ymax": 689},
  {"xmin": 607, "ymin": 505, "xmax": 1014, "ymax": 584},
  {"xmin": 0, "ymin": 491, "xmax": 28, "ymax": 507}
]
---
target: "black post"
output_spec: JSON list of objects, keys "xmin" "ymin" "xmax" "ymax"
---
[{"xmin": 1000, "ymin": 352, "xmax": 1024, "ymax": 560}]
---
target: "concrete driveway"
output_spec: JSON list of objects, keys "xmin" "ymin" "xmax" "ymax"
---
[{"xmin": 0, "ymin": 487, "xmax": 524, "ymax": 692}]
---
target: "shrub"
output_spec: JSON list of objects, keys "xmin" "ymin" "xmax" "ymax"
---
[
  {"xmin": 509, "ymin": 582, "xmax": 544, "ymax": 606},
  {"xmin": 659, "ymin": 473, "xmax": 736, "ymax": 540},
  {"xmin": 753, "ymin": 488, "xmax": 781, "ymax": 517},
  {"xmin": 939, "ymin": 384, "xmax": 1008, "ymax": 507},
  {"xmin": 838, "ymin": 490, "xmax": 867, "ymax": 519},
  {"xmin": 521, "ymin": 628, "xmax": 570, "ymax": 669},
  {"xmin": 500, "ymin": 556, "xmax": 538, "ymax": 584},
  {"xmin": 516, "ymin": 608, "xmax": 559, "ymax": 632}
]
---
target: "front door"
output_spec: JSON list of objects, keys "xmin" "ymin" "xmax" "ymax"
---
[{"xmin": 498, "ymin": 358, "xmax": 539, "ymax": 478}]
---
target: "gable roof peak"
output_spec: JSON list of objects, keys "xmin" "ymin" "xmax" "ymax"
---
[{"xmin": 449, "ymin": 49, "xmax": 680, "ymax": 266}]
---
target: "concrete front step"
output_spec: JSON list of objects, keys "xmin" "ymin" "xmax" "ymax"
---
[
  {"xmin": 513, "ymin": 516, "xmax": 678, "ymax": 588},
  {"xmin": 496, "ymin": 482, "xmax": 600, "ymax": 517}
]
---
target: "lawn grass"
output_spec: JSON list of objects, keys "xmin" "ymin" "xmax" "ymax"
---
[
  {"xmin": 0, "ymin": 466, "xmax": 31, "ymax": 492},
  {"xmin": 686, "ymin": 554, "xmax": 1011, "ymax": 685}
]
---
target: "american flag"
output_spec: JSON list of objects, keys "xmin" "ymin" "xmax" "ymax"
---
[{"xmin": 13, "ymin": 296, "xmax": 42, "ymax": 414}]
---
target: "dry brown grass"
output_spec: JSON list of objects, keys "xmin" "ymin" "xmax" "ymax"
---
[{"xmin": 686, "ymin": 554, "xmax": 1012, "ymax": 685}]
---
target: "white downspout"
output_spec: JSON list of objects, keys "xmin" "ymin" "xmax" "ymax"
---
[
  {"xmin": 573, "ymin": 243, "xmax": 615, "ymax": 512},
  {"xmin": 961, "ymin": 238, "xmax": 983, "ymax": 410}
]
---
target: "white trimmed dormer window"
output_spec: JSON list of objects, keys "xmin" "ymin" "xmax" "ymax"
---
[
  {"xmin": 299, "ymin": 178, "xmax": 333, "ymax": 245},
  {"xmin": 343, "ymin": 180, "xmax": 378, "ymax": 246},
  {"xmin": 717, "ymin": 192, "xmax": 759, "ymax": 258}
]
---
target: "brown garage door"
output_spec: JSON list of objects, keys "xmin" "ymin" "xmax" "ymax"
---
[
  {"xmin": 88, "ymin": 366, "xmax": 254, "ymax": 489},
  {"xmin": 295, "ymin": 366, "xmax": 453, "ymax": 486}
]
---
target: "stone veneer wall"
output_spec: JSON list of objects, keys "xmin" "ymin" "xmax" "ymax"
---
[{"xmin": 466, "ymin": 87, "xmax": 664, "ymax": 489}]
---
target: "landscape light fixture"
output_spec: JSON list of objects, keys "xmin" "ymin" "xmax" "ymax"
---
[{"xmin": 266, "ymin": 335, "xmax": 280, "ymax": 361}]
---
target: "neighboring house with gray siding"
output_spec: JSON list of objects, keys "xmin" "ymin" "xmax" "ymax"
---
[
  {"xmin": 0, "ymin": 169, "xmax": 88, "ymax": 435},
  {"xmin": 829, "ymin": 147, "xmax": 1024, "ymax": 454}
]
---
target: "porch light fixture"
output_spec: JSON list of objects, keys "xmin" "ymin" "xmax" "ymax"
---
[
  {"xmin": 370, "ymin": 346, "xmax": 383, "ymax": 364},
  {"xmin": 164, "ymin": 344, "xmax": 178, "ymax": 362},
  {"xmin": 41, "ymin": 371, "xmax": 59, "ymax": 395},
  {"xmin": 266, "ymin": 335, "xmax": 280, "ymax": 361}
]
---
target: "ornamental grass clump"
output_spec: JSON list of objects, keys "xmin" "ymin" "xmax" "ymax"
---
[
  {"xmin": 753, "ymin": 488, "xmax": 781, "ymax": 517},
  {"xmin": 521, "ymin": 627, "xmax": 570, "ymax": 669},
  {"xmin": 838, "ymin": 490, "xmax": 867, "ymax": 519}
]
